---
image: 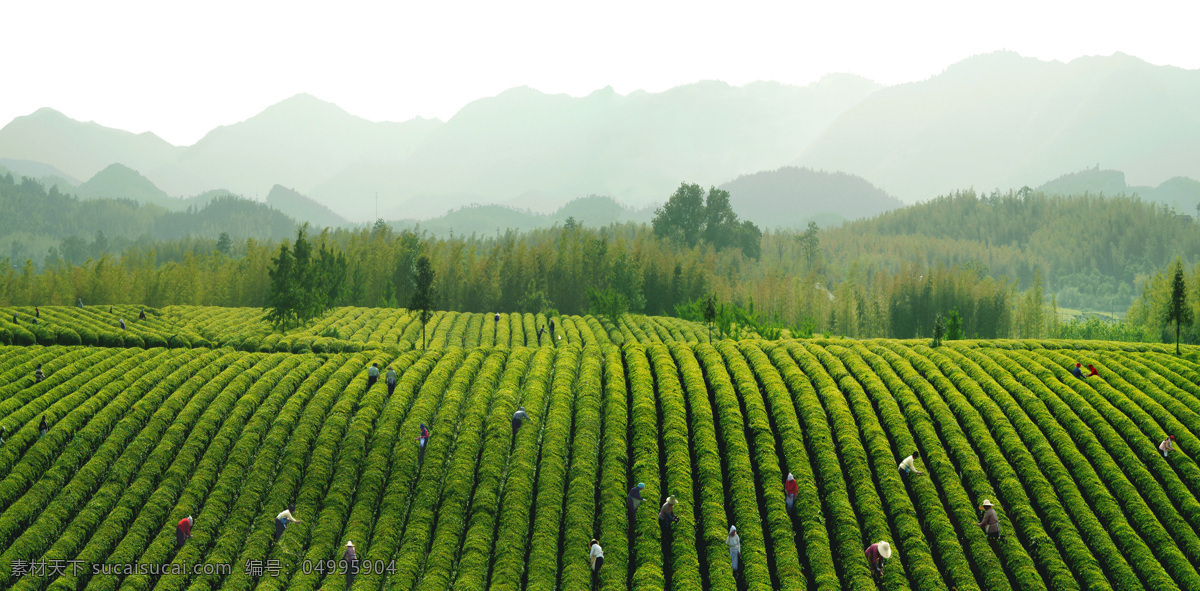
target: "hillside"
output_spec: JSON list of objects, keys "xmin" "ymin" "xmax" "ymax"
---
[
  {"xmin": 3, "ymin": 53, "xmax": 1196, "ymax": 219},
  {"xmin": 0, "ymin": 173, "xmax": 298, "ymax": 266},
  {"xmin": 391, "ymin": 195, "xmax": 652, "ymax": 237},
  {"xmin": 0, "ymin": 305, "xmax": 1197, "ymax": 591},
  {"xmin": 0, "ymin": 107, "xmax": 180, "ymax": 181},
  {"xmin": 1036, "ymin": 168, "xmax": 1200, "ymax": 214},
  {"xmin": 265, "ymin": 184, "xmax": 348, "ymax": 228},
  {"xmin": 796, "ymin": 52, "xmax": 1200, "ymax": 202},
  {"xmin": 76, "ymin": 163, "xmax": 174, "ymax": 208},
  {"xmin": 147, "ymin": 94, "xmax": 442, "ymax": 198},
  {"xmin": 719, "ymin": 166, "xmax": 903, "ymax": 229},
  {"xmin": 313, "ymin": 77, "xmax": 882, "ymax": 220}
]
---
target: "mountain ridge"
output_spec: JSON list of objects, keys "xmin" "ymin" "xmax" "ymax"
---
[{"xmin": 2, "ymin": 52, "xmax": 1196, "ymax": 220}]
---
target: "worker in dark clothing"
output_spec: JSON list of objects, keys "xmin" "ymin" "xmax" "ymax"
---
[
  {"xmin": 77, "ymin": 298, "xmax": 83, "ymax": 308},
  {"xmin": 627, "ymin": 482, "xmax": 645, "ymax": 520},
  {"xmin": 119, "ymin": 319, "xmax": 126, "ymax": 330},
  {"xmin": 865, "ymin": 540, "xmax": 891, "ymax": 578},
  {"xmin": 785, "ymin": 472, "xmax": 799, "ymax": 513},
  {"xmin": 511, "ymin": 406, "xmax": 528, "ymax": 437},
  {"xmin": 0, "ymin": 426, "xmax": 6, "ymax": 445},
  {"xmin": 275, "ymin": 505, "xmax": 300, "ymax": 541},
  {"xmin": 342, "ymin": 541, "xmax": 358, "ymax": 588},
  {"xmin": 537, "ymin": 326, "xmax": 545, "ymax": 346},
  {"xmin": 109, "ymin": 305, "xmax": 113, "ymax": 314},
  {"xmin": 138, "ymin": 308, "xmax": 147, "ymax": 320},
  {"xmin": 549, "ymin": 318, "xmax": 556, "ymax": 342},
  {"xmin": 11, "ymin": 313, "xmax": 16, "ymax": 324},
  {"xmin": 386, "ymin": 367, "xmax": 398, "ymax": 396},
  {"xmin": 367, "ymin": 363, "xmax": 379, "ymax": 388},
  {"xmin": 418, "ymin": 423, "xmax": 431, "ymax": 466},
  {"xmin": 978, "ymin": 500, "xmax": 1001, "ymax": 540},
  {"xmin": 659, "ymin": 496, "xmax": 679, "ymax": 531},
  {"xmin": 34, "ymin": 364, "xmax": 45, "ymax": 383},
  {"xmin": 176, "ymin": 515, "xmax": 194, "ymax": 548},
  {"xmin": 39, "ymin": 415, "xmax": 48, "ymax": 437},
  {"xmin": 35, "ymin": 307, "xmax": 39, "ymax": 318},
  {"xmin": 1070, "ymin": 363, "xmax": 1083, "ymax": 379},
  {"xmin": 589, "ymin": 539, "xmax": 604, "ymax": 588}
]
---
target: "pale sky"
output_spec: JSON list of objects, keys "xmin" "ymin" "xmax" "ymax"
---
[{"xmin": 4, "ymin": 0, "xmax": 1197, "ymax": 146}]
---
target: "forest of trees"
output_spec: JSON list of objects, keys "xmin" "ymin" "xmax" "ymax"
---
[
  {"xmin": 0, "ymin": 172, "xmax": 297, "ymax": 268},
  {"xmin": 2, "ymin": 180, "xmax": 1199, "ymax": 342}
]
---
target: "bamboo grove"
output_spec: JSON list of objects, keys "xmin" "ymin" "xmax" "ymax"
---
[
  {"xmin": 4, "ymin": 184, "xmax": 1200, "ymax": 342},
  {"xmin": 0, "ymin": 305, "xmax": 1199, "ymax": 590}
]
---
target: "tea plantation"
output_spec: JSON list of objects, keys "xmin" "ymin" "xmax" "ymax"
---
[{"xmin": 1, "ymin": 306, "xmax": 1199, "ymax": 591}]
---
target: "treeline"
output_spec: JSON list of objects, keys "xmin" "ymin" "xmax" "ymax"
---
[
  {"xmin": 0, "ymin": 172, "xmax": 297, "ymax": 267},
  {"xmin": 1123, "ymin": 258, "xmax": 1200, "ymax": 344},
  {"xmin": 2, "ymin": 186, "xmax": 1198, "ymax": 341},
  {"xmin": 827, "ymin": 189, "xmax": 1200, "ymax": 311},
  {"xmin": 0, "ymin": 220, "xmax": 1027, "ymax": 339}
]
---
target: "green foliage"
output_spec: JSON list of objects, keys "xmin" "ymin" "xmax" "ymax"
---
[
  {"xmin": 1165, "ymin": 258, "xmax": 1194, "ymax": 354},
  {"xmin": 588, "ymin": 287, "xmax": 629, "ymax": 328},
  {"xmin": 946, "ymin": 308, "xmax": 962, "ymax": 340},
  {"xmin": 652, "ymin": 183, "xmax": 762, "ymax": 258},
  {"xmin": 516, "ymin": 279, "xmax": 554, "ymax": 314},
  {"xmin": 410, "ymin": 254, "xmax": 437, "ymax": 349},
  {"xmin": 215, "ymin": 232, "xmax": 232, "ymax": 256}
]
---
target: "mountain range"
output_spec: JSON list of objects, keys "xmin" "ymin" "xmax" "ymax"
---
[{"xmin": 1, "ymin": 51, "xmax": 1196, "ymax": 224}]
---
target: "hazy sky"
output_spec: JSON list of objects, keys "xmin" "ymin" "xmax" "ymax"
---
[{"xmin": 4, "ymin": 0, "xmax": 1197, "ymax": 145}]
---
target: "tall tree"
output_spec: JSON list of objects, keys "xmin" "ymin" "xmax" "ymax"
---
[
  {"xmin": 1165, "ymin": 258, "xmax": 1193, "ymax": 355},
  {"xmin": 264, "ymin": 243, "xmax": 296, "ymax": 329},
  {"xmin": 216, "ymin": 232, "xmax": 232, "ymax": 256},
  {"xmin": 703, "ymin": 294, "xmax": 717, "ymax": 341},
  {"xmin": 652, "ymin": 183, "xmax": 706, "ymax": 247},
  {"xmin": 410, "ymin": 254, "xmax": 437, "ymax": 349}
]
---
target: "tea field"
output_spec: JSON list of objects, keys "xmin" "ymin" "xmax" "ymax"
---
[{"xmin": 1, "ymin": 306, "xmax": 1199, "ymax": 591}]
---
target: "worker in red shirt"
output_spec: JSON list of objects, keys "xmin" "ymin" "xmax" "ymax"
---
[
  {"xmin": 176, "ymin": 515, "xmax": 194, "ymax": 548},
  {"xmin": 784, "ymin": 473, "xmax": 799, "ymax": 514}
]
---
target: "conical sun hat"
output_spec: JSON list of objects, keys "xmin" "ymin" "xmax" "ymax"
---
[{"xmin": 878, "ymin": 541, "xmax": 892, "ymax": 559}]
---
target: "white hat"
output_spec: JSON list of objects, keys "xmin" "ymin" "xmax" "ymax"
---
[
  {"xmin": 878, "ymin": 541, "xmax": 892, "ymax": 559},
  {"xmin": 981, "ymin": 499, "xmax": 994, "ymax": 507},
  {"xmin": 345, "ymin": 541, "xmax": 354, "ymax": 547},
  {"xmin": 729, "ymin": 525, "xmax": 737, "ymax": 534},
  {"xmin": 787, "ymin": 472, "xmax": 795, "ymax": 481}
]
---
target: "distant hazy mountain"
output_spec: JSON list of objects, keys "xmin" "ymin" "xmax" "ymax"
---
[
  {"xmin": 148, "ymin": 94, "xmax": 441, "ymax": 198},
  {"xmin": 1037, "ymin": 168, "xmax": 1200, "ymax": 214},
  {"xmin": 392, "ymin": 195, "xmax": 651, "ymax": 238},
  {"xmin": 795, "ymin": 52, "xmax": 1200, "ymax": 202},
  {"xmin": 3, "ymin": 51, "xmax": 1197, "ymax": 221},
  {"xmin": 76, "ymin": 163, "xmax": 172, "ymax": 206},
  {"xmin": 316, "ymin": 76, "xmax": 882, "ymax": 220},
  {"xmin": 0, "ymin": 108, "xmax": 179, "ymax": 181},
  {"xmin": 0, "ymin": 158, "xmax": 78, "ymax": 185},
  {"xmin": 266, "ymin": 184, "xmax": 348, "ymax": 228},
  {"xmin": 0, "ymin": 158, "xmax": 77, "ymax": 195},
  {"xmin": 718, "ymin": 167, "xmax": 903, "ymax": 229}
]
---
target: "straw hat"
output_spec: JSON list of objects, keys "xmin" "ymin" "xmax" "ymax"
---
[
  {"xmin": 878, "ymin": 541, "xmax": 892, "ymax": 559},
  {"xmin": 981, "ymin": 499, "xmax": 994, "ymax": 508},
  {"xmin": 345, "ymin": 541, "xmax": 354, "ymax": 547},
  {"xmin": 666, "ymin": 496, "xmax": 678, "ymax": 505}
]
